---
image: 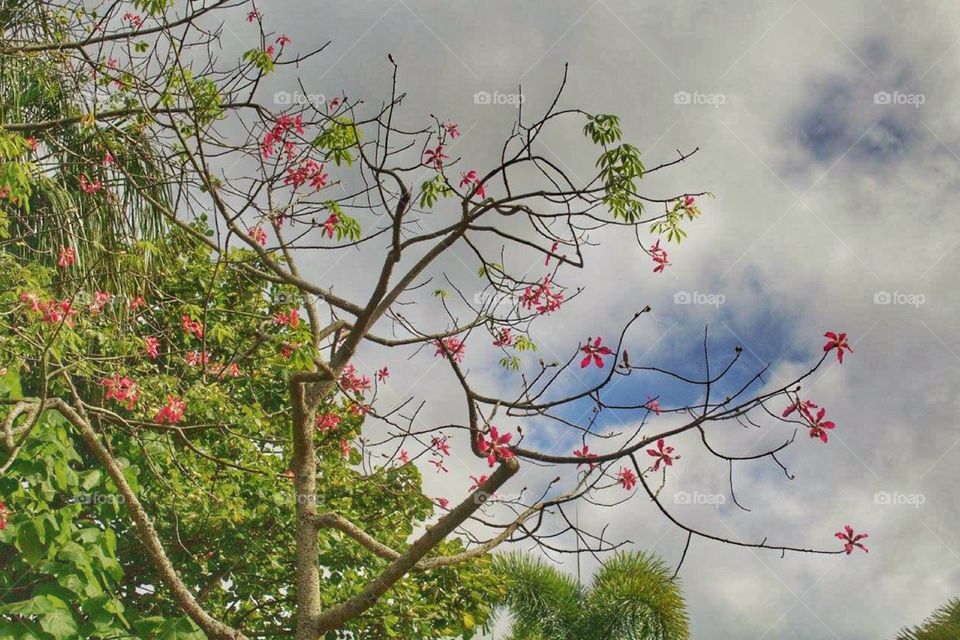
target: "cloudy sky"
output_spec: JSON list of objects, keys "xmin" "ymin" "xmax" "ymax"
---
[{"xmin": 222, "ymin": 1, "xmax": 960, "ymax": 637}]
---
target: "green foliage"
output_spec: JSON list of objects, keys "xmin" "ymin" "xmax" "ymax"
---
[
  {"xmin": 312, "ymin": 117, "xmax": 360, "ymax": 166},
  {"xmin": 897, "ymin": 599, "xmax": 960, "ymax": 640},
  {"xmin": 648, "ymin": 198, "xmax": 702, "ymax": 244},
  {"xmin": 420, "ymin": 175, "xmax": 452, "ymax": 209},
  {"xmin": 241, "ymin": 48, "xmax": 275, "ymax": 75},
  {"xmin": 584, "ymin": 115, "xmax": 646, "ymax": 223},
  {"xmin": 493, "ymin": 551, "xmax": 690, "ymax": 640},
  {"xmin": 132, "ymin": 0, "xmax": 174, "ymax": 15}
]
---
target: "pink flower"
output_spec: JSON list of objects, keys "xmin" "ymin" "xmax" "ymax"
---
[
  {"xmin": 647, "ymin": 438, "xmax": 676, "ymax": 472},
  {"xmin": 89, "ymin": 290, "xmax": 112, "ymax": 314},
  {"xmin": 835, "ymin": 525, "xmax": 868, "ymax": 554},
  {"xmin": 443, "ymin": 121, "xmax": 460, "ymax": 139},
  {"xmin": 339, "ymin": 364, "xmax": 371, "ymax": 394},
  {"xmin": 102, "ymin": 152, "xmax": 115, "ymax": 166},
  {"xmin": 804, "ymin": 406, "xmax": 836, "ymax": 443},
  {"xmin": 340, "ymin": 439, "xmax": 351, "ymax": 458},
  {"xmin": 573, "ymin": 445, "xmax": 598, "ymax": 470},
  {"xmin": 423, "ymin": 144, "xmax": 448, "ymax": 169},
  {"xmin": 129, "ymin": 296, "xmax": 146, "ymax": 311},
  {"xmin": 477, "ymin": 426, "xmax": 514, "ymax": 467},
  {"xmin": 248, "ymin": 225, "xmax": 268, "ymax": 246},
  {"xmin": 41, "ymin": 299, "xmax": 77, "ymax": 326},
  {"xmin": 437, "ymin": 497, "xmax": 449, "ymax": 509},
  {"xmin": 181, "ymin": 315, "xmax": 204, "ymax": 339},
  {"xmin": 273, "ymin": 308, "xmax": 300, "ymax": 328},
  {"xmin": 19, "ymin": 292, "xmax": 41, "ymax": 311},
  {"xmin": 280, "ymin": 342, "xmax": 299, "ymax": 358},
  {"xmin": 429, "ymin": 458, "xmax": 448, "ymax": 473},
  {"xmin": 25, "ymin": 137, "xmax": 37, "ymax": 151},
  {"xmin": 459, "ymin": 170, "xmax": 486, "ymax": 198},
  {"xmin": 246, "ymin": 9, "xmax": 261, "ymax": 22},
  {"xmin": 328, "ymin": 97, "xmax": 342, "ymax": 112},
  {"xmin": 184, "ymin": 350, "xmax": 211, "ymax": 367},
  {"xmin": 683, "ymin": 195, "xmax": 695, "ymax": 207},
  {"xmin": 580, "ymin": 336, "xmax": 613, "ymax": 369},
  {"xmin": 469, "ymin": 475, "xmax": 488, "ymax": 491},
  {"xmin": 399, "ymin": 450, "xmax": 410, "ymax": 464},
  {"xmin": 520, "ymin": 276, "xmax": 564, "ymax": 315},
  {"xmin": 644, "ymin": 396, "xmax": 662, "ymax": 415},
  {"xmin": 101, "ymin": 375, "xmax": 139, "ymax": 409},
  {"xmin": 493, "ymin": 328, "xmax": 514, "ymax": 347},
  {"xmin": 0, "ymin": 500, "xmax": 7, "ymax": 530},
  {"xmin": 322, "ymin": 213, "xmax": 338, "ymax": 238},
  {"xmin": 315, "ymin": 413, "xmax": 341, "ymax": 433},
  {"xmin": 376, "ymin": 367, "xmax": 389, "ymax": 383},
  {"xmin": 435, "ymin": 337, "xmax": 465, "ymax": 363},
  {"xmin": 651, "ymin": 239, "xmax": 670, "ymax": 273},
  {"xmin": 432, "ymin": 436, "xmax": 451, "ymax": 457},
  {"xmin": 155, "ymin": 396, "xmax": 186, "ymax": 424},
  {"xmin": 265, "ymin": 45, "xmax": 276, "ymax": 57},
  {"xmin": 144, "ymin": 336, "xmax": 160, "ymax": 359},
  {"xmin": 58, "ymin": 246, "xmax": 77, "ymax": 268},
  {"xmin": 277, "ymin": 34, "xmax": 291, "ymax": 47},
  {"xmin": 618, "ymin": 467, "xmax": 638, "ymax": 491},
  {"xmin": 823, "ymin": 331, "xmax": 853, "ymax": 364},
  {"xmin": 545, "ymin": 240, "xmax": 560, "ymax": 266},
  {"xmin": 122, "ymin": 12, "xmax": 143, "ymax": 29},
  {"xmin": 79, "ymin": 174, "xmax": 102, "ymax": 195}
]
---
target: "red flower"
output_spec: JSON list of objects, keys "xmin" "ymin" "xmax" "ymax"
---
[
  {"xmin": 443, "ymin": 121, "xmax": 460, "ymax": 139},
  {"xmin": 573, "ymin": 445, "xmax": 598, "ymax": 470},
  {"xmin": 273, "ymin": 308, "xmax": 300, "ymax": 328},
  {"xmin": 429, "ymin": 458, "xmax": 448, "ymax": 473},
  {"xmin": 647, "ymin": 438, "xmax": 676, "ymax": 472},
  {"xmin": 423, "ymin": 144, "xmax": 448, "ymax": 169},
  {"xmin": 459, "ymin": 170, "xmax": 486, "ymax": 198},
  {"xmin": 376, "ymin": 367, "xmax": 389, "ymax": 383},
  {"xmin": 493, "ymin": 328, "xmax": 514, "ymax": 347},
  {"xmin": 122, "ymin": 12, "xmax": 143, "ymax": 29},
  {"xmin": 79, "ymin": 174, "xmax": 102, "ymax": 194},
  {"xmin": 618, "ymin": 467, "xmax": 638, "ymax": 491},
  {"xmin": 181, "ymin": 315, "xmax": 205, "ymax": 339},
  {"xmin": 246, "ymin": 9, "xmax": 261, "ymax": 21},
  {"xmin": 435, "ymin": 337, "xmax": 465, "ymax": 363},
  {"xmin": 823, "ymin": 331, "xmax": 853, "ymax": 364},
  {"xmin": 782, "ymin": 398, "xmax": 818, "ymax": 418},
  {"xmin": 545, "ymin": 240, "xmax": 560, "ymax": 266},
  {"xmin": 144, "ymin": 336, "xmax": 160, "ymax": 360},
  {"xmin": 477, "ymin": 426, "xmax": 513, "ymax": 467},
  {"xmin": 58, "ymin": 246, "xmax": 77, "ymax": 268},
  {"xmin": 0, "ymin": 501, "xmax": 8, "ymax": 530},
  {"xmin": 339, "ymin": 364, "xmax": 371, "ymax": 394},
  {"xmin": 322, "ymin": 213, "xmax": 338, "ymax": 238},
  {"xmin": 683, "ymin": 195, "xmax": 695, "ymax": 207},
  {"xmin": 437, "ymin": 497, "xmax": 449, "ymax": 509},
  {"xmin": 399, "ymin": 449, "xmax": 410, "ymax": 464},
  {"xmin": 277, "ymin": 34, "xmax": 291, "ymax": 47},
  {"xmin": 804, "ymin": 406, "xmax": 836, "ymax": 443},
  {"xmin": 248, "ymin": 225, "xmax": 268, "ymax": 246},
  {"xmin": 835, "ymin": 525, "xmax": 868, "ymax": 554},
  {"xmin": 520, "ymin": 276, "xmax": 564, "ymax": 315},
  {"xmin": 340, "ymin": 439, "xmax": 351, "ymax": 458},
  {"xmin": 315, "ymin": 413, "xmax": 341, "ymax": 433},
  {"xmin": 469, "ymin": 475, "xmax": 488, "ymax": 491},
  {"xmin": 651, "ymin": 239, "xmax": 670, "ymax": 273},
  {"xmin": 644, "ymin": 396, "xmax": 662, "ymax": 415},
  {"xmin": 101, "ymin": 375, "xmax": 139, "ymax": 409},
  {"xmin": 265, "ymin": 45, "xmax": 276, "ymax": 57},
  {"xmin": 89, "ymin": 290, "xmax": 112, "ymax": 314},
  {"xmin": 185, "ymin": 350, "xmax": 211, "ymax": 367},
  {"xmin": 580, "ymin": 336, "xmax": 613, "ymax": 369},
  {"xmin": 280, "ymin": 342, "xmax": 299, "ymax": 358},
  {"xmin": 155, "ymin": 396, "xmax": 186, "ymax": 424},
  {"xmin": 102, "ymin": 152, "xmax": 115, "ymax": 166},
  {"xmin": 432, "ymin": 436, "xmax": 451, "ymax": 456},
  {"xmin": 40, "ymin": 299, "xmax": 77, "ymax": 326},
  {"xmin": 129, "ymin": 296, "xmax": 146, "ymax": 311},
  {"xmin": 25, "ymin": 137, "xmax": 37, "ymax": 151}
]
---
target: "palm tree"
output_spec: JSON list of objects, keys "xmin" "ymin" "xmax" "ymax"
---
[
  {"xmin": 492, "ymin": 551, "xmax": 690, "ymax": 640},
  {"xmin": 896, "ymin": 599, "xmax": 960, "ymax": 640}
]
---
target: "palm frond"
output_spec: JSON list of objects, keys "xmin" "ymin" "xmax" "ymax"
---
[{"xmin": 897, "ymin": 598, "xmax": 960, "ymax": 640}]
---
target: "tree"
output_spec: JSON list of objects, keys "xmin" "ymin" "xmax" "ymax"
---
[
  {"xmin": 896, "ymin": 599, "xmax": 960, "ymax": 640},
  {"xmin": 0, "ymin": 1, "xmax": 868, "ymax": 639},
  {"xmin": 493, "ymin": 551, "xmax": 689, "ymax": 640}
]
